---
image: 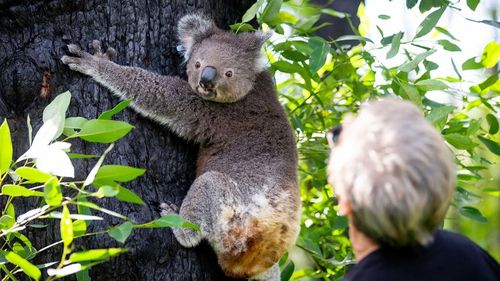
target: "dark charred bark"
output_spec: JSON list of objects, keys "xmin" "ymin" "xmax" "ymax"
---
[{"xmin": 0, "ymin": 1, "xmax": 253, "ymax": 280}]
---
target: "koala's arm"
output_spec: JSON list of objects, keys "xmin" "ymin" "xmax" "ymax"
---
[{"xmin": 61, "ymin": 41, "xmax": 210, "ymax": 141}]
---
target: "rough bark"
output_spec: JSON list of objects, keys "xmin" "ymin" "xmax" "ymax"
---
[{"xmin": 0, "ymin": 0, "xmax": 253, "ymax": 280}]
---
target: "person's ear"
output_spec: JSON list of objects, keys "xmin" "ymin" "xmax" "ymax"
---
[{"xmin": 338, "ymin": 196, "xmax": 352, "ymax": 216}]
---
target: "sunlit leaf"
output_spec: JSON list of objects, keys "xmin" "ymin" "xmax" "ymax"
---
[
  {"xmin": 2, "ymin": 184, "xmax": 44, "ymax": 197},
  {"xmin": 444, "ymin": 134, "xmax": 477, "ymax": 150},
  {"xmin": 242, "ymin": 0, "xmax": 265, "ymax": 23},
  {"xmin": 74, "ymin": 120, "xmax": 133, "ymax": 143},
  {"xmin": 0, "ymin": 119, "xmax": 12, "ymax": 174},
  {"xmin": 73, "ymin": 220, "xmax": 87, "ymax": 236},
  {"xmin": 44, "ymin": 177, "xmax": 62, "ymax": 206},
  {"xmin": 98, "ymin": 100, "xmax": 131, "ymax": 120},
  {"xmin": 94, "ymin": 165, "xmax": 146, "ymax": 185},
  {"xmin": 135, "ymin": 214, "xmax": 200, "ymax": 231},
  {"xmin": 115, "ymin": 185, "xmax": 144, "ymax": 205},
  {"xmin": 61, "ymin": 205, "xmax": 73, "ymax": 247},
  {"xmin": 15, "ymin": 167, "xmax": 52, "ymax": 183},
  {"xmin": 83, "ymin": 144, "xmax": 114, "ymax": 187},
  {"xmin": 2, "ymin": 250, "xmax": 41, "ymax": 280},
  {"xmin": 70, "ymin": 248, "xmax": 127, "ymax": 263},
  {"xmin": 480, "ymin": 41, "xmax": 500, "ymax": 68}
]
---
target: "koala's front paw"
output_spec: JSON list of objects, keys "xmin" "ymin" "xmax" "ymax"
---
[
  {"xmin": 173, "ymin": 227, "xmax": 202, "ymax": 248},
  {"xmin": 61, "ymin": 40, "xmax": 116, "ymax": 76}
]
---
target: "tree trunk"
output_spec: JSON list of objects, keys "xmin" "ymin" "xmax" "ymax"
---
[{"xmin": 0, "ymin": 1, "xmax": 253, "ymax": 280}]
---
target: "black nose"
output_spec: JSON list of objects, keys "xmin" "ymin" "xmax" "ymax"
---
[{"xmin": 200, "ymin": 66, "xmax": 217, "ymax": 89}]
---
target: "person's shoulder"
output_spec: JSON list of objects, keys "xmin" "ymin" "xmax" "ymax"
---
[{"xmin": 434, "ymin": 230, "xmax": 500, "ymax": 279}]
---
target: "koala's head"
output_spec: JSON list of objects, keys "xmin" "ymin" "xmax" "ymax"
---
[{"xmin": 177, "ymin": 14, "xmax": 271, "ymax": 103}]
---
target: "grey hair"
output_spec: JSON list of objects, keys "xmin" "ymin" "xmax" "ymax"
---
[{"xmin": 328, "ymin": 99, "xmax": 455, "ymax": 247}]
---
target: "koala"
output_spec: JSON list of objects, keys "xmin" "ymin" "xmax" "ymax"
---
[{"xmin": 61, "ymin": 14, "xmax": 301, "ymax": 281}]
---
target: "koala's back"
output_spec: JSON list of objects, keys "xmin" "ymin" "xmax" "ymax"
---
[{"xmin": 195, "ymin": 71, "xmax": 300, "ymax": 278}]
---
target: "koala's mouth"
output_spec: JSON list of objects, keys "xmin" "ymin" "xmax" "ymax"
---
[{"xmin": 196, "ymin": 86, "xmax": 216, "ymax": 99}]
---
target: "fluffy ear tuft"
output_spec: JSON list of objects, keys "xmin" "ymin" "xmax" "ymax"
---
[
  {"xmin": 177, "ymin": 14, "xmax": 218, "ymax": 59},
  {"xmin": 241, "ymin": 31, "xmax": 273, "ymax": 52}
]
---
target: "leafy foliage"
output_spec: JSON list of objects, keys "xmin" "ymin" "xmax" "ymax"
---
[
  {"xmin": 234, "ymin": 0, "xmax": 499, "ymax": 279},
  {"xmin": 0, "ymin": 93, "xmax": 198, "ymax": 280}
]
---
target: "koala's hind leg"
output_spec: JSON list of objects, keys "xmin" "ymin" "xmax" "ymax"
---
[{"xmin": 169, "ymin": 171, "xmax": 240, "ymax": 248}]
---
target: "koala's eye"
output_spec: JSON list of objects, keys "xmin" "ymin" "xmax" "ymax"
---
[
  {"xmin": 225, "ymin": 70, "xmax": 233, "ymax": 78},
  {"xmin": 195, "ymin": 61, "xmax": 201, "ymax": 68}
]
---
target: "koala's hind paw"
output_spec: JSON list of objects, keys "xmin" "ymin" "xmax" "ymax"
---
[{"xmin": 173, "ymin": 227, "xmax": 202, "ymax": 248}]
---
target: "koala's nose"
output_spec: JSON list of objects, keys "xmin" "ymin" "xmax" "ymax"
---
[{"xmin": 200, "ymin": 66, "xmax": 217, "ymax": 89}]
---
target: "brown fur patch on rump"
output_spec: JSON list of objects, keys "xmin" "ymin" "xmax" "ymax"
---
[{"xmin": 218, "ymin": 216, "xmax": 295, "ymax": 279}]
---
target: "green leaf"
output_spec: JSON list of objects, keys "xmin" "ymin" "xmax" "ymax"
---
[
  {"xmin": 281, "ymin": 261, "xmax": 295, "ymax": 281},
  {"xmin": 0, "ymin": 120, "xmax": 12, "ymax": 174},
  {"xmin": 272, "ymin": 61, "xmax": 301, "ymax": 73},
  {"xmin": 75, "ymin": 120, "xmax": 133, "ymax": 143},
  {"xmin": 64, "ymin": 117, "xmax": 88, "ymax": 136},
  {"xmin": 398, "ymin": 49, "xmax": 436, "ymax": 72},
  {"xmin": 73, "ymin": 220, "xmax": 87, "ymax": 236},
  {"xmin": 378, "ymin": 14, "xmax": 390, "ymax": 20},
  {"xmin": 98, "ymin": 100, "xmax": 131, "ymax": 120},
  {"xmin": 426, "ymin": 105, "xmax": 455, "ymax": 127},
  {"xmin": 94, "ymin": 165, "xmax": 146, "ymax": 184},
  {"xmin": 466, "ymin": 0, "xmax": 480, "ymax": 11},
  {"xmin": 61, "ymin": 205, "xmax": 73, "ymax": 247},
  {"xmin": 415, "ymin": 6, "xmax": 447, "ymax": 38},
  {"xmin": 308, "ymin": 37, "xmax": 329, "ymax": 73},
  {"xmin": 70, "ymin": 248, "xmax": 127, "ymax": 263},
  {"xmin": 435, "ymin": 26, "xmax": 458, "ymax": 41},
  {"xmin": 281, "ymin": 50, "xmax": 307, "ymax": 61},
  {"xmin": 462, "ymin": 57, "xmax": 483, "ymax": 70},
  {"xmin": 242, "ymin": 0, "xmax": 264, "ymax": 23},
  {"xmin": 486, "ymin": 114, "xmax": 499, "ymax": 134},
  {"xmin": 399, "ymin": 84, "xmax": 422, "ymax": 105},
  {"xmin": 2, "ymin": 184, "xmax": 44, "ymax": 197},
  {"xmin": 3, "ymin": 250, "xmax": 42, "ymax": 280},
  {"xmin": 386, "ymin": 32, "xmax": 403, "ymax": 59},
  {"xmin": 437, "ymin": 39, "xmax": 461, "ymax": 52},
  {"xmin": 230, "ymin": 23, "xmax": 255, "ymax": 33},
  {"xmin": 444, "ymin": 133, "xmax": 477, "ymax": 150},
  {"xmin": 261, "ymin": 0, "xmax": 283, "ymax": 23},
  {"xmin": 76, "ymin": 269, "xmax": 91, "ymax": 281},
  {"xmin": 92, "ymin": 185, "xmax": 119, "ymax": 198},
  {"xmin": 477, "ymin": 136, "xmax": 500, "ymax": 155},
  {"xmin": 44, "ymin": 177, "xmax": 62, "ymax": 206},
  {"xmin": 15, "ymin": 167, "xmax": 52, "ymax": 183},
  {"xmin": 68, "ymin": 153, "xmax": 99, "ymax": 159},
  {"xmin": 0, "ymin": 214, "xmax": 15, "ymax": 230},
  {"xmin": 136, "ymin": 214, "xmax": 200, "ymax": 231},
  {"xmin": 465, "ymin": 18, "xmax": 500, "ymax": 28},
  {"xmin": 406, "ymin": 0, "xmax": 418, "ymax": 8},
  {"xmin": 415, "ymin": 79, "xmax": 448, "ymax": 91},
  {"xmin": 108, "ymin": 222, "xmax": 134, "ymax": 243},
  {"xmin": 459, "ymin": 206, "xmax": 487, "ymax": 223},
  {"xmin": 115, "ymin": 185, "xmax": 144, "ymax": 205},
  {"xmin": 478, "ymin": 71, "xmax": 499, "ymax": 91}
]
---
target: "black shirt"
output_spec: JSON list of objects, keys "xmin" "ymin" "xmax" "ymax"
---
[{"xmin": 343, "ymin": 230, "xmax": 500, "ymax": 281}]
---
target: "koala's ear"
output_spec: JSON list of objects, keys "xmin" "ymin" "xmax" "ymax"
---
[
  {"xmin": 241, "ymin": 31, "xmax": 272, "ymax": 52},
  {"xmin": 177, "ymin": 14, "xmax": 218, "ymax": 59}
]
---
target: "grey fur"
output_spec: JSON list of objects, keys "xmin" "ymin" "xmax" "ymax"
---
[{"xmin": 61, "ymin": 14, "xmax": 300, "ymax": 281}]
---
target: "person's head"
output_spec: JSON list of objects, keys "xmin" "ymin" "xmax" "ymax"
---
[{"xmin": 327, "ymin": 99, "xmax": 455, "ymax": 247}]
